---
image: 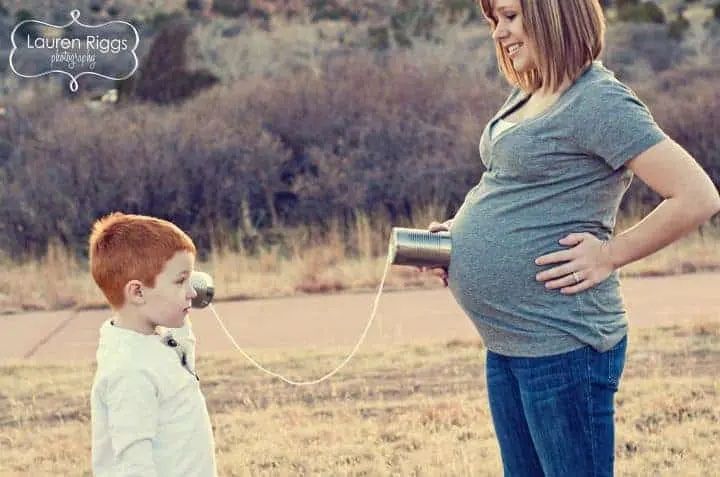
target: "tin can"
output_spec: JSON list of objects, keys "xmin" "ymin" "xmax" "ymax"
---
[
  {"xmin": 389, "ymin": 227, "xmax": 451, "ymax": 268},
  {"xmin": 190, "ymin": 271, "xmax": 215, "ymax": 308}
]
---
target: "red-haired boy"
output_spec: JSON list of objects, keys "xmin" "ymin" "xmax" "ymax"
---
[{"xmin": 88, "ymin": 212, "xmax": 217, "ymax": 477}]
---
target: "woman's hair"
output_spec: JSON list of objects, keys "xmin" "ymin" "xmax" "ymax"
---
[{"xmin": 478, "ymin": 0, "xmax": 605, "ymax": 93}]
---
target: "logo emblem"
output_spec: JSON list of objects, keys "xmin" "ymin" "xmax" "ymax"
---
[{"xmin": 10, "ymin": 9, "xmax": 140, "ymax": 92}]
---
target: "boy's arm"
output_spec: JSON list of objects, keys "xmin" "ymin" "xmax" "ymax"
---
[{"xmin": 104, "ymin": 371, "xmax": 159, "ymax": 477}]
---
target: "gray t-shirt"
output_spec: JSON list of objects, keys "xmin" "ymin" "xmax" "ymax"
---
[{"xmin": 448, "ymin": 60, "xmax": 667, "ymax": 357}]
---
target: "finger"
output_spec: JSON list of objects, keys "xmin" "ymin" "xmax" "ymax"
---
[
  {"xmin": 536, "ymin": 263, "xmax": 576, "ymax": 282},
  {"xmin": 535, "ymin": 250, "xmax": 573, "ymax": 266},
  {"xmin": 559, "ymin": 233, "xmax": 586, "ymax": 245},
  {"xmin": 544, "ymin": 272, "xmax": 581, "ymax": 290},
  {"xmin": 560, "ymin": 279, "xmax": 593, "ymax": 295}
]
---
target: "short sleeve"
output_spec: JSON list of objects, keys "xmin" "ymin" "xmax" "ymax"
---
[{"xmin": 573, "ymin": 79, "xmax": 667, "ymax": 171}]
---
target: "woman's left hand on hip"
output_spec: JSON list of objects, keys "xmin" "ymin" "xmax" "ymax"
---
[{"xmin": 534, "ymin": 233, "xmax": 615, "ymax": 295}]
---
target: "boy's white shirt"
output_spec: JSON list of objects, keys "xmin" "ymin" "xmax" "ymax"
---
[{"xmin": 91, "ymin": 316, "xmax": 217, "ymax": 477}]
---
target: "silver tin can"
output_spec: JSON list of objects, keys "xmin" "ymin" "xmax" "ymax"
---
[
  {"xmin": 389, "ymin": 227, "xmax": 451, "ymax": 268},
  {"xmin": 190, "ymin": 271, "xmax": 215, "ymax": 308}
]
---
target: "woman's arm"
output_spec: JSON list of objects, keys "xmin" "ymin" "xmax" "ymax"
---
[
  {"xmin": 607, "ymin": 138, "xmax": 720, "ymax": 269},
  {"xmin": 535, "ymin": 138, "xmax": 719, "ymax": 294}
]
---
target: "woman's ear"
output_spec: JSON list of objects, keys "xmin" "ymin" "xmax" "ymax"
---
[{"xmin": 124, "ymin": 280, "xmax": 145, "ymax": 305}]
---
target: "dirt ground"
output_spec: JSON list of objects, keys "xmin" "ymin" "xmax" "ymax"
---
[{"xmin": 1, "ymin": 272, "xmax": 718, "ymax": 363}]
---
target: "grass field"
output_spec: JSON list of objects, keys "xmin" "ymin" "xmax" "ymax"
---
[{"xmin": 1, "ymin": 322, "xmax": 718, "ymax": 476}]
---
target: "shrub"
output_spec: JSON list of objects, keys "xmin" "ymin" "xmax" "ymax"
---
[
  {"xmin": 1, "ymin": 49, "xmax": 717, "ymax": 258},
  {"xmin": 212, "ymin": 0, "xmax": 250, "ymax": 17},
  {"xmin": 617, "ymin": 1, "xmax": 666, "ymax": 24},
  {"xmin": 668, "ymin": 13, "xmax": 690, "ymax": 40},
  {"xmin": 603, "ymin": 23, "xmax": 690, "ymax": 73},
  {"xmin": 0, "ymin": 55, "xmax": 503, "ymax": 256},
  {"xmin": 441, "ymin": 0, "xmax": 481, "ymax": 23},
  {"xmin": 367, "ymin": 25, "xmax": 390, "ymax": 49},
  {"xmin": 13, "ymin": 9, "xmax": 37, "ymax": 39},
  {"xmin": 133, "ymin": 20, "xmax": 219, "ymax": 104},
  {"xmin": 310, "ymin": 0, "xmax": 359, "ymax": 22}
]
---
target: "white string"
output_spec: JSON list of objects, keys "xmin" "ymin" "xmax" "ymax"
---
[{"xmin": 207, "ymin": 252, "xmax": 393, "ymax": 386}]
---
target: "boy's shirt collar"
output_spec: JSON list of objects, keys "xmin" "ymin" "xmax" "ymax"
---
[
  {"xmin": 101, "ymin": 318, "xmax": 164, "ymax": 341},
  {"xmin": 97, "ymin": 318, "xmax": 198, "ymax": 378}
]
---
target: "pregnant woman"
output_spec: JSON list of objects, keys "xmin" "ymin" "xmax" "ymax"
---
[{"xmin": 425, "ymin": 1, "xmax": 720, "ymax": 475}]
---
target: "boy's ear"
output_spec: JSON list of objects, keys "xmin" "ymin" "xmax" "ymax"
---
[{"xmin": 125, "ymin": 280, "xmax": 145, "ymax": 305}]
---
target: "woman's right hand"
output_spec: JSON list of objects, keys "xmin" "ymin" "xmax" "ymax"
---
[{"xmin": 418, "ymin": 219, "xmax": 453, "ymax": 287}]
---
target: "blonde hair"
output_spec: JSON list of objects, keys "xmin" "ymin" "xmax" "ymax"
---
[
  {"xmin": 89, "ymin": 212, "xmax": 197, "ymax": 309},
  {"xmin": 479, "ymin": 0, "xmax": 605, "ymax": 93}
]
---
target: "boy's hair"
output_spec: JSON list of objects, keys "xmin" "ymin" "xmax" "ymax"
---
[
  {"xmin": 478, "ymin": 0, "xmax": 605, "ymax": 93},
  {"xmin": 89, "ymin": 212, "xmax": 197, "ymax": 309}
]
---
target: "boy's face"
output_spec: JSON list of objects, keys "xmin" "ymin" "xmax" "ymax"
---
[{"xmin": 139, "ymin": 250, "xmax": 197, "ymax": 329}]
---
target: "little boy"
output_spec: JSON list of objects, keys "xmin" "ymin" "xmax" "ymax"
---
[{"xmin": 89, "ymin": 212, "xmax": 217, "ymax": 476}]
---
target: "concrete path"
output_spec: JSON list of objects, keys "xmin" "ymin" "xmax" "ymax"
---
[{"xmin": 1, "ymin": 272, "xmax": 718, "ymax": 364}]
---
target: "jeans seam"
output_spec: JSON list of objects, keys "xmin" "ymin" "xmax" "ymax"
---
[
  {"xmin": 608, "ymin": 345, "xmax": 616, "ymax": 387},
  {"xmin": 575, "ymin": 288, "xmax": 601, "ymax": 337},
  {"xmin": 585, "ymin": 348, "xmax": 598, "ymax": 477}
]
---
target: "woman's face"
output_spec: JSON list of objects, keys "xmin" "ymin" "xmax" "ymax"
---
[{"xmin": 490, "ymin": 0, "xmax": 537, "ymax": 74}]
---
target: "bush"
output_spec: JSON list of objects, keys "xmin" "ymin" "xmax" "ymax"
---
[
  {"xmin": 1, "ymin": 52, "xmax": 717, "ymax": 258},
  {"xmin": 603, "ymin": 23, "xmax": 690, "ymax": 73},
  {"xmin": 441, "ymin": 0, "xmax": 481, "ymax": 23},
  {"xmin": 0, "ymin": 55, "xmax": 502, "ymax": 257},
  {"xmin": 617, "ymin": 1, "xmax": 666, "ymax": 24},
  {"xmin": 212, "ymin": 0, "xmax": 250, "ymax": 17},
  {"xmin": 231, "ymin": 55, "xmax": 492, "ymax": 225},
  {"xmin": 668, "ymin": 13, "xmax": 690, "ymax": 40},
  {"xmin": 620, "ymin": 64, "xmax": 720, "ymax": 214},
  {"xmin": 367, "ymin": 25, "xmax": 390, "ymax": 50},
  {"xmin": 0, "ymin": 97, "xmax": 292, "ymax": 257},
  {"xmin": 310, "ymin": 0, "xmax": 359, "ymax": 22},
  {"xmin": 141, "ymin": 9, "xmax": 187, "ymax": 30},
  {"xmin": 13, "ymin": 9, "xmax": 38, "ymax": 39},
  {"xmin": 133, "ymin": 20, "xmax": 219, "ymax": 104}
]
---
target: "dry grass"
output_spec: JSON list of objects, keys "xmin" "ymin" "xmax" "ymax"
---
[
  {"xmin": 0, "ymin": 323, "xmax": 718, "ymax": 476},
  {"xmin": 1, "ymin": 209, "xmax": 718, "ymax": 315}
]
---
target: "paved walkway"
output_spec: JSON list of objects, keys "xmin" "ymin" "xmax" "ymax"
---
[{"xmin": 1, "ymin": 273, "xmax": 718, "ymax": 363}]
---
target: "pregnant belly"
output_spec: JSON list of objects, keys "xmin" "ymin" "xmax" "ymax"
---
[
  {"xmin": 449, "ymin": 211, "xmax": 539, "ymax": 290},
  {"xmin": 446, "ymin": 204, "xmax": 624, "ymax": 326},
  {"xmin": 446, "ymin": 202, "xmax": 580, "ymax": 318}
]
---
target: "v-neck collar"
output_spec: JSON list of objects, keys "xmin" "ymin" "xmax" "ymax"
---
[{"xmin": 487, "ymin": 60, "xmax": 599, "ymax": 147}]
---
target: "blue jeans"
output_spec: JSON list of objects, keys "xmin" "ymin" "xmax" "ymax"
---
[{"xmin": 486, "ymin": 335, "xmax": 627, "ymax": 477}]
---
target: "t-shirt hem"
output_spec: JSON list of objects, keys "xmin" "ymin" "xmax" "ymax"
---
[{"xmin": 477, "ymin": 325, "xmax": 628, "ymax": 358}]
